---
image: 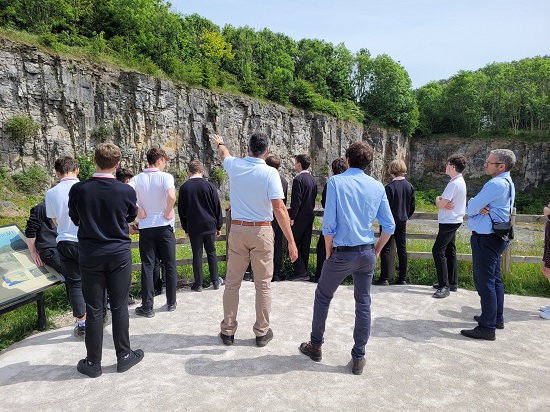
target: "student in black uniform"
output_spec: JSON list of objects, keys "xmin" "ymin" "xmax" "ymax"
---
[
  {"xmin": 178, "ymin": 160, "xmax": 224, "ymax": 291},
  {"xmin": 288, "ymin": 154, "xmax": 318, "ymax": 281},
  {"xmin": 25, "ymin": 199, "xmax": 62, "ymax": 274},
  {"xmin": 69, "ymin": 143, "xmax": 143, "ymax": 378},
  {"xmin": 265, "ymin": 155, "xmax": 288, "ymax": 282}
]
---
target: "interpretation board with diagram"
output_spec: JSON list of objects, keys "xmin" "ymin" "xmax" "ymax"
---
[{"xmin": 0, "ymin": 224, "xmax": 63, "ymax": 308}]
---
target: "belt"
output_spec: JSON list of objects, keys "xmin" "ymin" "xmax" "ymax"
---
[
  {"xmin": 231, "ymin": 220, "xmax": 271, "ymax": 227},
  {"xmin": 333, "ymin": 244, "xmax": 374, "ymax": 252}
]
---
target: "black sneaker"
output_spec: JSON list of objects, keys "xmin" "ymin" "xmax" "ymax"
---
[
  {"xmin": 433, "ymin": 287, "xmax": 450, "ymax": 298},
  {"xmin": 450, "ymin": 284, "xmax": 458, "ymax": 292},
  {"xmin": 135, "ymin": 306, "xmax": 155, "ymax": 318},
  {"xmin": 373, "ymin": 279, "xmax": 389, "ymax": 286},
  {"xmin": 271, "ymin": 275, "xmax": 282, "ymax": 282},
  {"xmin": 191, "ymin": 284, "xmax": 203, "ymax": 292},
  {"xmin": 73, "ymin": 324, "xmax": 85, "ymax": 340},
  {"xmin": 243, "ymin": 272, "xmax": 253, "ymax": 281},
  {"xmin": 167, "ymin": 302, "xmax": 177, "ymax": 312},
  {"xmin": 287, "ymin": 272, "xmax": 309, "ymax": 281},
  {"xmin": 299, "ymin": 341, "xmax": 322, "ymax": 361},
  {"xmin": 308, "ymin": 277, "xmax": 319, "ymax": 283},
  {"xmin": 219, "ymin": 332, "xmax": 234, "ymax": 346},
  {"xmin": 77, "ymin": 358, "xmax": 102, "ymax": 378},
  {"xmin": 213, "ymin": 277, "xmax": 225, "ymax": 290},
  {"xmin": 474, "ymin": 315, "xmax": 504, "ymax": 329},
  {"xmin": 395, "ymin": 279, "xmax": 407, "ymax": 285},
  {"xmin": 256, "ymin": 328, "xmax": 273, "ymax": 347},
  {"xmin": 117, "ymin": 349, "xmax": 144, "ymax": 373}
]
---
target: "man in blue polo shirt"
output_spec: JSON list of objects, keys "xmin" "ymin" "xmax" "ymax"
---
[
  {"xmin": 299, "ymin": 141, "xmax": 395, "ymax": 375},
  {"xmin": 461, "ymin": 149, "xmax": 516, "ymax": 341},
  {"xmin": 211, "ymin": 132, "xmax": 298, "ymax": 348}
]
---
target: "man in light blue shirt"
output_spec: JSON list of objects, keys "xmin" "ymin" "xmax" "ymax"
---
[
  {"xmin": 299, "ymin": 141, "xmax": 395, "ymax": 375},
  {"xmin": 461, "ymin": 149, "xmax": 516, "ymax": 341},
  {"xmin": 212, "ymin": 132, "xmax": 298, "ymax": 348}
]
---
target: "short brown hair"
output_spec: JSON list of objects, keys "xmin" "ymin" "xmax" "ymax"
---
[
  {"xmin": 447, "ymin": 154, "xmax": 467, "ymax": 173},
  {"xmin": 295, "ymin": 154, "xmax": 311, "ymax": 170},
  {"xmin": 331, "ymin": 158, "xmax": 347, "ymax": 175},
  {"xmin": 116, "ymin": 167, "xmax": 134, "ymax": 182},
  {"xmin": 54, "ymin": 156, "xmax": 77, "ymax": 175},
  {"xmin": 388, "ymin": 159, "xmax": 407, "ymax": 177},
  {"xmin": 345, "ymin": 142, "xmax": 373, "ymax": 171},
  {"xmin": 188, "ymin": 160, "xmax": 204, "ymax": 175},
  {"xmin": 265, "ymin": 155, "xmax": 281, "ymax": 170},
  {"xmin": 94, "ymin": 143, "xmax": 121, "ymax": 170},
  {"xmin": 146, "ymin": 147, "xmax": 168, "ymax": 166}
]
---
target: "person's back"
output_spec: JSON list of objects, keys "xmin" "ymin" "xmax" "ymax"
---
[
  {"xmin": 130, "ymin": 169, "xmax": 175, "ymax": 229},
  {"xmin": 69, "ymin": 143, "xmax": 143, "ymax": 378},
  {"xmin": 386, "ymin": 179, "xmax": 415, "ymax": 225},
  {"xmin": 178, "ymin": 160, "xmax": 223, "ymax": 291},
  {"xmin": 69, "ymin": 177, "xmax": 136, "ymax": 264}
]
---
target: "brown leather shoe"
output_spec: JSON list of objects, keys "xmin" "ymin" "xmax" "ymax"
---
[
  {"xmin": 299, "ymin": 341, "xmax": 322, "ymax": 361},
  {"xmin": 351, "ymin": 357, "xmax": 366, "ymax": 375}
]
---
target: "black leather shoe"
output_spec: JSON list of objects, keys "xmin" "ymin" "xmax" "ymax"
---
[
  {"xmin": 395, "ymin": 279, "xmax": 407, "ymax": 285},
  {"xmin": 299, "ymin": 341, "xmax": 322, "ymax": 361},
  {"xmin": 433, "ymin": 283, "xmax": 441, "ymax": 289},
  {"xmin": 460, "ymin": 326, "xmax": 496, "ymax": 341},
  {"xmin": 474, "ymin": 315, "xmax": 504, "ymax": 329},
  {"xmin": 433, "ymin": 287, "xmax": 450, "ymax": 298},
  {"xmin": 271, "ymin": 275, "xmax": 282, "ymax": 282},
  {"xmin": 308, "ymin": 276, "xmax": 319, "ymax": 283},
  {"xmin": 135, "ymin": 306, "xmax": 155, "ymax": 318},
  {"xmin": 191, "ymin": 285, "xmax": 203, "ymax": 292},
  {"xmin": 117, "ymin": 349, "xmax": 144, "ymax": 372},
  {"xmin": 288, "ymin": 272, "xmax": 309, "ymax": 281},
  {"xmin": 256, "ymin": 328, "xmax": 273, "ymax": 347},
  {"xmin": 219, "ymin": 332, "xmax": 234, "ymax": 346},
  {"xmin": 351, "ymin": 357, "xmax": 366, "ymax": 375},
  {"xmin": 243, "ymin": 272, "xmax": 253, "ymax": 281},
  {"xmin": 450, "ymin": 284, "xmax": 458, "ymax": 292},
  {"xmin": 77, "ymin": 358, "xmax": 102, "ymax": 378},
  {"xmin": 167, "ymin": 302, "xmax": 177, "ymax": 312},
  {"xmin": 373, "ymin": 279, "xmax": 389, "ymax": 286}
]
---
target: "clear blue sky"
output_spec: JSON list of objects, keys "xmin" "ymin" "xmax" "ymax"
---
[{"xmin": 169, "ymin": 0, "xmax": 550, "ymax": 89}]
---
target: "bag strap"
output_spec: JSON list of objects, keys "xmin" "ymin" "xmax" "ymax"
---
[{"xmin": 489, "ymin": 179, "xmax": 513, "ymax": 224}]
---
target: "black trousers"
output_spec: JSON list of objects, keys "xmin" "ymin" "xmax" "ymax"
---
[
  {"xmin": 315, "ymin": 234, "xmax": 326, "ymax": 278},
  {"xmin": 57, "ymin": 241, "xmax": 86, "ymax": 318},
  {"xmin": 39, "ymin": 247, "xmax": 62, "ymax": 273},
  {"xmin": 188, "ymin": 232, "xmax": 219, "ymax": 287},
  {"xmin": 139, "ymin": 225, "xmax": 177, "ymax": 309},
  {"xmin": 272, "ymin": 219, "xmax": 284, "ymax": 277},
  {"xmin": 380, "ymin": 225, "xmax": 408, "ymax": 281},
  {"xmin": 432, "ymin": 223, "xmax": 462, "ymax": 287},
  {"xmin": 81, "ymin": 258, "xmax": 132, "ymax": 364},
  {"xmin": 291, "ymin": 216, "xmax": 314, "ymax": 276}
]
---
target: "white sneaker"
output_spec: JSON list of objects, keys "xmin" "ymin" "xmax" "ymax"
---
[
  {"xmin": 540, "ymin": 308, "xmax": 550, "ymax": 320},
  {"xmin": 539, "ymin": 304, "xmax": 550, "ymax": 312}
]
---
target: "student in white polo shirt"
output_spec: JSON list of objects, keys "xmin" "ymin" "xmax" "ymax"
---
[
  {"xmin": 129, "ymin": 148, "xmax": 177, "ymax": 317},
  {"xmin": 432, "ymin": 154, "xmax": 467, "ymax": 298},
  {"xmin": 46, "ymin": 156, "xmax": 86, "ymax": 339}
]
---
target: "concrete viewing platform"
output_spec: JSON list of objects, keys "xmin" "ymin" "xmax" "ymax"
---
[{"xmin": 0, "ymin": 281, "xmax": 549, "ymax": 411}]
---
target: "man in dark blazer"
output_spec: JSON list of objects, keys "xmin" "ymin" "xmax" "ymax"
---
[
  {"xmin": 178, "ymin": 160, "xmax": 224, "ymax": 291},
  {"xmin": 265, "ymin": 155, "xmax": 288, "ymax": 282},
  {"xmin": 288, "ymin": 154, "xmax": 318, "ymax": 281}
]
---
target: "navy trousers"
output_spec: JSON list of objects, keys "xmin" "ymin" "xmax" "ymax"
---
[
  {"xmin": 310, "ymin": 247, "xmax": 376, "ymax": 360},
  {"xmin": 471, "ymin": 233, "xmax": 508, "ymax": 332}
]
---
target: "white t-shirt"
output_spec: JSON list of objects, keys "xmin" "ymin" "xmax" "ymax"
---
[
  {"xmin": 438, "ymin": 174, "xmax": 467, "ymax": 224},
  {"xmin": 129, "ymin": 168, "xmax": 175, "ymax": 229},
  {"xmin": 45, "ymin": 177, "xmax": 79, "ymax": 243}
]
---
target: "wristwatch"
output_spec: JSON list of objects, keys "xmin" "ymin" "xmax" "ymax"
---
[{"xmin": 217, "ymin": 142, "xmax": 225, "ymax": 147}]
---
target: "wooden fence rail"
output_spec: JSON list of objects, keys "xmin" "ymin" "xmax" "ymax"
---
[{"xmin": 130, "ymin": 210, "xmax": 544, "ymax": 280}]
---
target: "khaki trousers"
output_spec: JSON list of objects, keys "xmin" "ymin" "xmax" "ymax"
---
[{"xmin": 221, "ymin": 225, "xmax": 274, "ymax": 337}]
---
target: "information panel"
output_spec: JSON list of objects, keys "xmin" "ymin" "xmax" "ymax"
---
[{"xmin": 0, "ymin": 224, "xmax": 63, "ymax": 308}]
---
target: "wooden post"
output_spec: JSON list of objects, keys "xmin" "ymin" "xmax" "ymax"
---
[
  {"xmin": 388, "ymin": 237, "xmax": 396, "ymax": 282},
  {"xmin": 501, "ymin": 207, "xmax": 516, "ymax": 275}
]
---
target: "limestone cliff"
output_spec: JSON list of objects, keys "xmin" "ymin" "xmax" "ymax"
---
[{"xmin": 0, "ymin": 37, "xmax": 405, "ymax": 192}]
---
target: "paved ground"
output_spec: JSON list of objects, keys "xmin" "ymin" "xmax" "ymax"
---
[{"xmin": 0, "ymin": 281, "xmax": 549, "ymax": 412}]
